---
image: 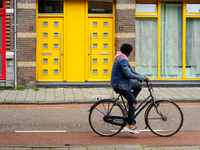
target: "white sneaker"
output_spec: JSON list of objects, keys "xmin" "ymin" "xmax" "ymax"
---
[{"xmin": 124, "ymin": 124, "xmax": 140, "ymax": 134}]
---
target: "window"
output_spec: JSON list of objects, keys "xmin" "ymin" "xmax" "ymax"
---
[
  {"xmin": 54, "ymin": 33, "xmax": 58, "ymax": 38},
  {"xmin": 54, "ymin": 70, "xmax": 58, "ymax": 74},
  {"xmin": 161, "ymin": 2, "xmax": 183, "ymax": 78},
  {"xmin": 186, "ymin": 18, "xmax": 200, "ymax": 78},
  {"xmin": 38, "ymin": 0, "xmax": 63, "ymax": 14},
  {"xmin": 43, "ymin": 22, "xmax": 48, "ymax": 26},
  {"xmin": 93, "ymin": 69, "xmax": 97, "ymax": 74},
  {"xmin": 136, "ymin": 17, "xmax": 158, "ymax": 78},
  {"xmin": 135, "ymin": 1, "xmax": 200, "ymax": 80},
  {"xmin": 93, "ymin": 58, "xmax": 97, "ymax": 63},
  {"xmin": 93, "ymin": 22, "xmax": 97, "ymax": 27},
  {"xmin": 54, "ymin": 59, "xmax": 58, "ymax": 63},
  {"xmin": 136, "ymin": 3, "xmax": 156, "ymax": 13},
  {"xmin": 43, "ymin": 59, "xmax": 48, "ymax": 63},
  {"xmin": 88, "ymin": 0, "xmax": 113, "ymax": 14},
  {"xmin": 103, "ymin": 22, "xmax": 108, "ymax": 27},
  {"xmin": 43, "ymin": 70, "xmax": 48, "ymax": 74},
  {"xmin": 43, "ymin": 33, "xmax": 48, "ymax": 37},
  {"xmin": 0, "ymin": 0, "xmax": 2, "ymax": 8},
  {"xmin": 186, "ymin": 4, "xmax": 200, "ymax": 13}
]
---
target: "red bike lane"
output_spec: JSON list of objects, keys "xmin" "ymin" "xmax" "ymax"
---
[{"xmin": 0, "ymin": 131, "xmax": 199, "ymax": 146}]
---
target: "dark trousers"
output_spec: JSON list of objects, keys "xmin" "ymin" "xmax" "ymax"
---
[{"xmin": 114, "ymin": 81, "xmax": 142, "ymax": 125}]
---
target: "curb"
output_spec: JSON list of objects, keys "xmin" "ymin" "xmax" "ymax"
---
[{"xmin": 1, "ymin": 99, "xmax": 200, "ymax": 105}]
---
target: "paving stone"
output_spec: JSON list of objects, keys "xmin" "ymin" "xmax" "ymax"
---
[
  {"xmin": 55, "ymin": 96, "xmax": 65, "ymax": 101},
  {"xmin": 124, "ymin": 144, "xmax": 144, "ymax": 150},
  {"xmin": 55, "ymin": 89, "xmax": 64, "ymax": 96},
  {"xmin": 74, "ymin": 96, "xmax": 85, "ymax": 101},
  {"xmin": 14, "ymin": 148, "xmax": 32, "ymax": 150},
  {"xmin": 0, "ymin": 91, "xmax": 9, "ymax": 101},
  {"xmin": 25, "ymin": 90, "xmax": 36, "ymax": 101},
  {"xmin": 0, "ymin": 147, "xmax": 14, "ymax": 150},
  {"xmin": 51, "ymin": 148, "xmax": 69, "ymax": 150},
  {"xmin": 68, "ymin": 146, "xmax": 87, "ymax": 150},
  {"xmin": 33, "ymin": 148, "xmax": 50, "ymax": 150},
  {"xmin": 5, "ymin": 90, "xmax": 18, "ymax": 102},
  {"xmin": 87, "ymin": 145, "xmax": 106, "ymax": 150},
  {"xmin": 35, "ymin": 90, "xmax": 45, "ymax": 101},
  {"xmin": 15, "ymin": 90, "xmax": 28, "ymax": 102},
  {"xmin": 105, "ymin": 145, "xmax": 124, "ymax": 149}
]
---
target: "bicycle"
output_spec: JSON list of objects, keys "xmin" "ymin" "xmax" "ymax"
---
[{"xmin": 88, "ymin": 82, "xmax": 184, "ymax": 137}]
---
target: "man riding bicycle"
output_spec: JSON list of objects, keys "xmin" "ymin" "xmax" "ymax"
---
[{"xmin": 111, "ymin": 43, "xmax": 149, "ymax": 134}]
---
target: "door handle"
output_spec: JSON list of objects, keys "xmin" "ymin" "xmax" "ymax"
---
[{"xmin": 60, "ymin": 32, "xmax": 61, "ymax": 72}]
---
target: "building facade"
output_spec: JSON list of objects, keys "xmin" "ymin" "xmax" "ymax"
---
[{"xmin": 0, "ymin": 0, "xmax": 200, "ymax": 88}]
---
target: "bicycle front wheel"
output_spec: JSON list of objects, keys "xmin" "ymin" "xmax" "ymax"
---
[
  {"xmin": 146, "ymin": 100, "xmax": 183, "ymax": 137},
  {"xmin": 89, "ymin": 99, "xmax": 126, "ymax": 137}
]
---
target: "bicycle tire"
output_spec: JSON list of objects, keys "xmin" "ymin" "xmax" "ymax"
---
[
  {"xmin": 89, "ymin": 99, "xmax": 126, "ymax": 137},
  {"xmin": 145, "ymin": 100, "xmax": 183, "ymax": 137}
]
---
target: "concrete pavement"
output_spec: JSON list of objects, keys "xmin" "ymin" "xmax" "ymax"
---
[
  {"xmin": 0, "ymin": 87, "xmax": 200, "ymax": 104},
  {"xmin": 0, "ymin": 145, "xmax": 200, "ymax": 150}
]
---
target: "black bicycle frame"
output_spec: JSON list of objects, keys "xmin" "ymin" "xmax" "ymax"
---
[{"xmin": 104, "ymin": 83, "xmax": 166, "ymax": 126}]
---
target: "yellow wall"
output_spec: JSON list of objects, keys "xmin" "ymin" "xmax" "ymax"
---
[{"xmin": 66, "ymin": 0, "xmax": 86, "ymax": 82}]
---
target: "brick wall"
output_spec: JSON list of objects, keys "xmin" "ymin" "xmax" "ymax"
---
[
  {"xmin": 17, "ymin": 1, "xmax": 36, "ymax": 88},
  {"xmin": 115, "ymin": 0, "xmax": 135, "ymax": 69}
]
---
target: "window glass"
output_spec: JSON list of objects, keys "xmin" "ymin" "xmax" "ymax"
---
[
  {"xmin": 186, "ymin": 18, "xmax": 200, "ymax": 78},
  {"xmin": 135, "ymin": 18, "xmax": 158, "ymax": 78},
  {"xmin": 38, "ymin": 0, "xmax": 63, "ymax": 14},
  {"xmin": 88, "ymin": 0, "xmax": 113, "ymax": 14},
  {"xmin": 54, "ymin": 59, "xmax": 58, "ymax": 63},
  {"xmin": 161, "ymin": 2, "xmax": 183, "ymax": 78},
  {"xmin": 43, "ymin": 59, "xmax": 48, "ymax": 63},
  {"xmin": 186, "ymin": 4, "xmax": 200, "ymax": 13},
  {"xmin": 0, "ymin": 0, "xmax": 3, "ymax": 8},
  {"xmin": 136, "ymin": 3, "xmax": 156, "ymax": 12}
]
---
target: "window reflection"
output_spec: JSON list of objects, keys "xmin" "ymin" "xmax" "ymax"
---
[
  {"xmin": 0, "ymin": 0, "xmax": 3, "ymax": 8},
  {"xmin": 38, "ymin": 0, "xmax": 63, "ymax": 14},
  {"xmin": 88, "ymin": 0, "xmax": 113, "ymax": 14},
  {"xmin": 136, "ymin": 3, "xmax": 156, "ymax": 12},
  {"xmin": 186, "ymin": 4, "xmax": 200, "ymax": 13}
]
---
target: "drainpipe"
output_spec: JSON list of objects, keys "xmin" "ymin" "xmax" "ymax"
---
[{"xmin": 12, "ymin": 0, "xmax": 19, "ymax": 88}]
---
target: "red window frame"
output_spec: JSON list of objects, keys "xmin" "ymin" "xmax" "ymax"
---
[{"xmin": 0, "ymin": 0, "xmax": 6, "ymax": 79}]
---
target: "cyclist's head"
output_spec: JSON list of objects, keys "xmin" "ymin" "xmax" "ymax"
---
[{"xmin": 120, "ymin": 43, "xmax": 132, "ymax": 56}]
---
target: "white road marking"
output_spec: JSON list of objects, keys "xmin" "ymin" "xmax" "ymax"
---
[{"xmin": 15, "ymin": 130, "xmax": 67, "ymax": 133}]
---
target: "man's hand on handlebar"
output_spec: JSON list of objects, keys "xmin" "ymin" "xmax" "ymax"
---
[{"xmin": 144, "ymin": 77, "xmax": 150, "ymax": 83}]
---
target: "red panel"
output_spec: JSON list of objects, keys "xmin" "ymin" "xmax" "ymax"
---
[{"xmin": 0, "ymin": 0, "xmax": 6, "ymax": 79}]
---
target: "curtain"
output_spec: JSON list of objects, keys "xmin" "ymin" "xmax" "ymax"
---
[
  {"xmin": 161, "ymin": 3, "xmax": 183, "ymax": 77},
  {"xmin": 135, "ymin": 18, "xmax": 158, "ymax": 78},
  {"xmin": 186, "ymin": 18, "xmax": 200, "ymax": 76}
]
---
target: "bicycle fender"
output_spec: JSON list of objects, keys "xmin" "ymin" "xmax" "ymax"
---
[{"xmin": 88, "ymin": 99, "xmax": 116, "ymax": 112}]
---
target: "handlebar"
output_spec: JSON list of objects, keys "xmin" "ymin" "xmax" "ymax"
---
[{"xmin": 146, "ymin": 81, "xmax": 152, "ymax": 90}]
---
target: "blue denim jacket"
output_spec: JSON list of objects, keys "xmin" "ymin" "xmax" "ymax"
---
[{"xmin": 111, "ymin": 57, "xmax": 145, "ymax": 91}]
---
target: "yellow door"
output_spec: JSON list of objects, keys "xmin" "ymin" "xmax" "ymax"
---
[
  {"xmin": 88, "ymin": 18, "xmax": 113, "ymax": 81},
  {"xmin": 37, "ymin": 18, "xmax": 64, "ymax": 81}
]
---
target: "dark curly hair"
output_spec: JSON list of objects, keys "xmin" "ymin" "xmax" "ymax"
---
[{"xmin": 120, "ymin": 43, "xmax": 132, "ymax": 56}]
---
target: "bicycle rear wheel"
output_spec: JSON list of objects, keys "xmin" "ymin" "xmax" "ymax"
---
[
  {"xmin": 89, "ymin": 99, "xmax": 126, "ymax": 137},
  {"xmin": 145, "ymin": 100, "xmax": 183, "ymax": 137}
]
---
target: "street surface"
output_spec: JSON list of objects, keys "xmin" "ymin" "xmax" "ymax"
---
[{"xmin": 0, "ymin": 103, "xmax": 199, "ymax": 146}]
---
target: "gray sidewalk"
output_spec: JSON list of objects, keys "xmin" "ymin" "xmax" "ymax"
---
[
  {"xmin": 0, "ymin": 145, "xmax": 200, "ymax": 150},
  {"xmin": 0, "ymin": 87, "xmax": 200, "ymax": 104}
]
